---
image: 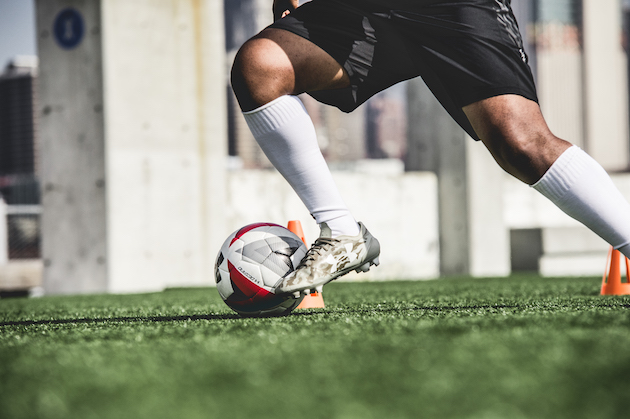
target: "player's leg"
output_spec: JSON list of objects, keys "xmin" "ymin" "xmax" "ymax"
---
[
  {"xmin": 231, "ymin": 28, "xmax": 360, "ymax": 238},
  {"xmin": 463, "ymin": 94, "xmax": 630, "ymax": 258},
  {"xmin": 231, "ymin": 27, "xmax": 381, "ymax": 294}
]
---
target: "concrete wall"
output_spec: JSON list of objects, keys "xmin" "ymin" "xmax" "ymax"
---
[
  {"xmin": 5, "ymin": 167, "xmax": 439, "ymax": 289},
  {"xmin": 225, "ymin": 169, "xmax": 440, "ymax": 280},
  {"xmin": 504, "ymin": 172, "xmax": 630, "ymax": 276}
]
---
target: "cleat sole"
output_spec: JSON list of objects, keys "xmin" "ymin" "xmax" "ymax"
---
[{"xmin": 355, "ymin": 256, "xmax": 380, "ymax": 273}]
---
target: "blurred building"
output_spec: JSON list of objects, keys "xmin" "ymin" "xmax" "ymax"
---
[
  {"xmin": 224, "ymin": 0, "xmax": 271, "ymax": 168},
  {"xmin": 535, "ymin": 0, "xmax": 628, "ymax": 171},
  {"xmin": 531, "ymin": 0, "xmax": 585, "ymax": 152},
  {"xmin": 0, "ymin": 56, "xmax": 41, "ymax": 260},
  {"xmin": 0, "ymin": 56, "xmax": 39, "ymax": 204},
  {"xmin": 366, "ymin": 86, "xmax": 407, "ymax": 160}
]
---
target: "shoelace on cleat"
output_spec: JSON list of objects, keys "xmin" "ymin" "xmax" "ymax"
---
[{"xmin": 295, "ymin": 237, "xmax": 340, "ymax": 270}]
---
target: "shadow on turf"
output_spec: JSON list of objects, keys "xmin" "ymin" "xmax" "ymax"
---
[
  {"xmin": 0, "ymin": 304, "xmax": 530, "ymax": 327},
  {"xmin": 0, "ymin": 310, "xmax": 331, "ymax": 327},
  {"xmin": 6, "ymin": 301, "xmax": 628, "ymax": 327}
]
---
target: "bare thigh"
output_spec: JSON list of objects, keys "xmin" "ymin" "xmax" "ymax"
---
[{"xmin": 231, "ymin": 28, "xmax": 350, "ymax": 111}]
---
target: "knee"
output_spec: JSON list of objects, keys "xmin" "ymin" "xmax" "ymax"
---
[
  {"xmin": 230, "ymin": 40, "xmax": 261, "ymax": 108},
  {"xmin": 230, "ymin": 39, "xmax": 261, "ymax": 93},
  {"xmin": 482, "ymin": 127, "xmax": 566, "ymax": 184},
  {"xmin": 230, "ymin": 37, "xmax": 294, "ymax": 111},
  {"xmin": 487, "ymin": 129, "xmax": 541, "ymax": 166}
]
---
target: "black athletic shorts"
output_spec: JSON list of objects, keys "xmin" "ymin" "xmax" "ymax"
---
[{"xmin": 269, "ymin": 0, "xmax": 538, "ymax": 139}]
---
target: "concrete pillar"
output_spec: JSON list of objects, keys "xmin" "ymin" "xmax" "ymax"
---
[
  {"xmin": 465, "ymin": 136, "xmax": 511, "ymax": 277},
  {"xmin": 536, "ymin": 36, "xmax": 584, "ymax": 149},
  {"xmin": 583, "ymin": 0, "xmax": 630, "ymax": 170},
  {"xmin": 405, "ymin": 80, "xmax": 439, "ymax": 173},
  {"xmin": 36, "ymin": 0, "xmax": 108, "ymax": 294},
  {"xmin": 406, "ymin": 79, "xmax": 510, "ymax": 277},
  {"xmin": 36, "ymin": 0, "xmax": 227, "ymax": 294}
]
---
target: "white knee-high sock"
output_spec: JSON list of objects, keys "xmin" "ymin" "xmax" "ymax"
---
[
  {"xmin": 532, "ymin": 145, "xmax": 630, "ymax": 258},
  {"xmin": 243, "ymin": 95, "xmax": 360, "ymax": 237}
]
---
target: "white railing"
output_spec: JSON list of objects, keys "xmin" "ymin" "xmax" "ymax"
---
[
  {"xmin": 0, "ymin": 200, "xmax": 42, "ymax": 265},
  {"xmin": 5, "ymin": 205, "xmax": 42, "ymax": 215},
  {"xmin": 0, "ymin": 199, "xmax": 7, "ymax": 265}
]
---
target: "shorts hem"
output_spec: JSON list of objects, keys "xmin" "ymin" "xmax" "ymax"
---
[
  {"xmin": 459, "ymin": 86, "xmax": 538, "ymax": 108},
  {"xmin": 267, "ymin": 21, "xmax": 358, "ymax": 81}
]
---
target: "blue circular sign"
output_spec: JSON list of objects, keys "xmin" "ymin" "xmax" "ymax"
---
[{"xmin": 53, "ymin": 8, "xmax": 84, "ymax": 50}]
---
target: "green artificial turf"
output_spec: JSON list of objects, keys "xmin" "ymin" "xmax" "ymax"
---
[{"xmin": 1, "ymin": 275, "xmax": 630, "ymax": 419}]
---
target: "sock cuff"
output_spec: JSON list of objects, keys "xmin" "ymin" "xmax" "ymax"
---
[
  {"xmin": 242, "ymin": 95, "xmax": 306, "ymax": 137},
  {"xmin": 532, "ymin": 145, "xmax": 590, "ymax": 202}
]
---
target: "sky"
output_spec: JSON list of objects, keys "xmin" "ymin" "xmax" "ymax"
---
[{"xmin": 0, "ymin": 0, "xmax": 37, "ymax": 69}]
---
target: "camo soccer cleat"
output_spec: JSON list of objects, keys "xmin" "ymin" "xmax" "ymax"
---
[{"xmin": 275, "ymin": 222, "xmax": 380, "ymax": 296}]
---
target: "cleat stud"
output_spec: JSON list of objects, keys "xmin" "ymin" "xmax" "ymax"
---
[
  {"xmin": 372, "ymin": 257, "xmax": 380, "ymax": 266},
  {"xmin": 293, "ymin": 291, "xmax": 301, "ymax": 299},
  {"xmin": 356, "ymin": 262, "xmax": 370, "ymax": 273},
  {"xmin": 315, "ymin": 285, "xmax": 323, "ymax": 293}
]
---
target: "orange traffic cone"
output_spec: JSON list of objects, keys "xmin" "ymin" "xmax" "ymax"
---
[
  {"xmin": 601, "ymin": 246, "xmax": 630, "ymax": 295},
  {"xmin": 287, "ymin": 220, "xmax": 325, "ymax": 309},
  {"xmin": 287, "ymin": 220, "xmax": 306, "ymax": 245}
]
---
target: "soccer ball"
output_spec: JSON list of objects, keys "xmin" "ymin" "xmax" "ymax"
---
[{"xmin": 215, "ymin": 223, "xmax": 308, "ymax": 317}]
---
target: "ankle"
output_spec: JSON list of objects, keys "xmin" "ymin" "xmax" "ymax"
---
[{"xmin": 320, "ymin": 217, "xmax": 360, "ymax": 238}]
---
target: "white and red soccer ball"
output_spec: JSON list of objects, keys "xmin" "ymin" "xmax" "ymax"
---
[{"xmin": 214, "ymin": 223, "xmax": 307, "ymax": 317}]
